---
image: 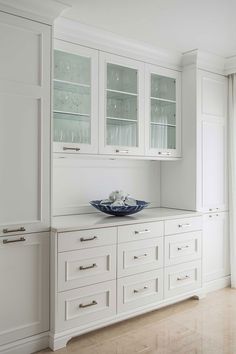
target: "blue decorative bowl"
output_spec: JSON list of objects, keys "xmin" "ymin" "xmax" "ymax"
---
[{"xmin": 90, "ymin": 200, "xmax": 149, "ymax": 216}]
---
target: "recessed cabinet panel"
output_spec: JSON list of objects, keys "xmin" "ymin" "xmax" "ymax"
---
[{"xmin": 53, "ymin": 40, "xmax": 98, "ymax": 154}]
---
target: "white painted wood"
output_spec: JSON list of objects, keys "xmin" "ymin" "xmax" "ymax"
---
[
  {"xmin": 118, "ymin": 221, "xmax": 163, "ymax": 243},
  {"xmin": 164, "ymin": 260, "xmax": 202, "ymax": 299},
  {"xmin": 0, "ymin": 233, "xmax": 49, "ymax": 345},
  {"xmin": 58, "ymin": 245, "xmax": 116, "ymax": 291},
  {"xmin": 53, "ymin": 39, "xmax": 98, "ymax": 154},
  {"xmin": 164, "ymin": 232, "xmax": 202, "ymax": 266},
  {"xmin": 99, "ymin": 52, "xmax": 145, "ymax": 156},
  {"xmin": 164, "ymin": 216, "xmax": 202, "ymax": 235},
  {"xmin": 117, "ymin": 269, "xmax": 163, "ymax": 313},
  {"xmin": 0, "ymin": 332, "xmax": 49, "ymax": 354},
  {"xmin": 0, "ymin": 12, "xmax": 51, "ymax": 235},
  {"xmin": 117, "ymin": 238, "xmax": 163, "ymax": 277},
  {"xmin": 57, "ymin": 280, "xmax": 116, "ymax": 331},
  {"xmin": 58, "ymin": 227, "xmax": 117, "ymax": 252},
  {"xmin": 203, "ymin": 212, "xmax": 230, "ymax": 282},
  {"xmin": 145, "ymin": 64, "xmax": 181, "ymax": 158}
]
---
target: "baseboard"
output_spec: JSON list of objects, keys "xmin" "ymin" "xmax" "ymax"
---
[
  {"xmin": 204, "ymin": 275, "xmax": 231, "ymax": 294},
  {"xmin": 0, "ymin": 332, "xmax": 49, "ymax": 354}
]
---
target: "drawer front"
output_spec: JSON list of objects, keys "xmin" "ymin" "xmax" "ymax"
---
[
  {"xmin": 58, "ymin": 227, "xmax": 117, "ymax": 252},
  {"xmin": 117, "ymin": 269, "xmax": 163, "ymax": 314},
  {"xmin": 165, "ymin": 232, "xmax": 202, "ymax": 266},
  {"xmin": 164, "ymin": 260, "xmax": 202, "ymax": 299},
  {"xmin": 58, "ymin": 245, "xmax": 116, "ymax": 291},
  {"xmin": 57, "ymin": 280, "xmax": 116, "ymax": 331},
  {"xmin": 118, "ymin": 238, "xmax": 163, "ymax": 277},
  {"xmin": 165, "ymin": 217, "xmax": 202, "ymax": 236},
  {"xmin": 118, "ymin": 221, "xmax": 163, "ymax": 243}
]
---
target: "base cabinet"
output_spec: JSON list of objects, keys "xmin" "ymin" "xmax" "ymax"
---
[
  {"xmin": 203, "ymin": 212, "xmax": 230, "ymax": 283},
  {"xmin": 0, "ymin": 233, "xmax": 49, "ymax": 346}
]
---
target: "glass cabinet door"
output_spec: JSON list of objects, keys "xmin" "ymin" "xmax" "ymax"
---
[
  {"xmin": 145, "ymin": 65, "xmax": 181, "ymax": 157},
  {"xmin": 53, "ymin": 40, "xmax": 98, "ymax": 154},
  {"xmin": 99, "ymin": 53, "xmax": 145, "ymax": 155}
]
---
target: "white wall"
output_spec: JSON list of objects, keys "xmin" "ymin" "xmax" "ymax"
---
[{"xmin": 53, "ymin": 157, "xmax": 161, "ymax": 216}]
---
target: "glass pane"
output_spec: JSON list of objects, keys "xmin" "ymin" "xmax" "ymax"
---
[
  {"xmin": 54, "ymin": 112, "xmax": 91, "ymax": 144},
  {"xmin": 107, "ymin": 63, "xmax": 137, "ymax": 94},
  {"xmin": 54, "ymin": 81, "xmax": 90, "ymax": 116},
  {"xmin": 107, "ymin": 91, "xmax": 137, "ymax": 120},
  {"xmin": 151, "ymin": 99, "xmax": 176, "ymax": 125},
  {"xmin": 151, "ymin": 125, "xmax": 176, "ymax": 149},
  {"xmin": 107, "ymin": 119, "xmax": 137, "ymax": 147},
  {"xmin": 54, "ymin": 50, "xmax": 90, "ymax": 85},
  {"xmin": 151, "ymin": 74, "xmax": 176, "ymax": 101}
]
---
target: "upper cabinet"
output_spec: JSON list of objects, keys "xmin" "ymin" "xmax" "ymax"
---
[
  {"xmin": 99, "ymin": 52, "xmax": 145, "ymax": 156},
  {"xmin": 53, "ymin": 39, "xmax": 98, "ymax": 154},
  {"xmin": 145, "ymin": 65, "xmax": 181, "ymax": 157}
]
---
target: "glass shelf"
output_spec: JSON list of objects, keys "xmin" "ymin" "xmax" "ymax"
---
[
  {"xmin": 54, "ymin": 78, "xmax": 90, "ymax": 89},
  {"xmin": 54, "ymin": 112, "xmax": 91, "ymax": 144},
  {"xmin": 54, "ymin": 50, "xmax": 90, "ymax": 85},
  {"xmin": 150, "ymin": 124, "xmax": 176, "ymax": 150},
  {"xmin": 151, "ymin": 74, "xmax": 176, "ymax": 101},
  {"xmin": 151, "ymin": 99, "xmax": 176, "ymax": 126},
  {"xmin": 106, "ymin": 118, "xmax": 137, "ymax": 147},
  {"xmin": 107, "ymin": 90, "xmax": 137, "ymax": 121},
  {"xmin": 107, "ymin": 63, "xmax": 137, "ymax": 94}
]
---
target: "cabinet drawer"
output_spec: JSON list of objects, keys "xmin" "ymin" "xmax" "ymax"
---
[
  {"xmin": 118, "ymin": 238, "xmax": 163, "ymax": 277},
  {"xmin": 58, "ymin": 227, "xmax": 117, "ymax": 252},
  {"xmin": 57, "ymin": 280, "xmax": 116, "ymax": 331},
  {"xmin": 165, "ymin": 232, "xmax": 202, "ymax": 266},
  {"xmin": 58, "ymin": 245, "xmax": 116, "ymax": 291},
  {"xmin": 165, "ymin": 217, "xmax": 202, "ymax": 236},
  {"xmin": 117, "ymin": 269, "xmax": 163, "ymax": 314},
  {"xmin": 118, "ymin": 221, "xmax": 163, "ymax": 243},
  {"xmin": 164, "ymin": 260, "xmax": 202, "ymax": 299}
]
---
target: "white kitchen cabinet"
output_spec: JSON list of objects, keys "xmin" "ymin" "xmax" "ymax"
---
[
  {"xmin": 0, "ymin": 232, "xmax": 49, "ymax": 346},
  {"xmin": 203, "ymin": 212, "xmax": 230, "ymax": 282},
  {"xmin": 145, "ymin": 64, "xmax": 181, "ymax": 157},
  {"xmin": 0, "ymin": 11, "xmax": 51, "ymax": 236},
  {"xmin": 99, "ymin": 52, "xmax": 145, "ymax": 156},
  {"xmin": 53, "ymin": 39, "xmax": 98, "ymax": 154}
]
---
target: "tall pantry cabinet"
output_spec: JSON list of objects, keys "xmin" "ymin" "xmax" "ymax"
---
[{"xmin": 161, "ymin": 52, "xmax": 230, "ymax": 289}]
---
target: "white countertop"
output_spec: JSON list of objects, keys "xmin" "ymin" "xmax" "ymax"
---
[{"xmin": 52, "ymin": 207, "xmax": 202, "ymax": 232}]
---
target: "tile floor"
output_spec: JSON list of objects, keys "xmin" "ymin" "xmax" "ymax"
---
[{"xmin": 38, "ymin": 288, "xmax": 236, "ymax": 354}]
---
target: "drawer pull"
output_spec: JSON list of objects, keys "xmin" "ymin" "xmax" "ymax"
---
[
  {"xmin": 3, "ymin": 227, "xmax": 26, "ymax": 234},
  {"xmin": 177, "ymin": 245, "xmax": 189, "ymax": 251},
  {"xmin": 79, "ymin": 263, "xmax": 97, "ymax": 270},
  {"xmin": 134, "ymin": 229, "xmax": 150, "ymax": 235},
  {"xmin": 177, "ymin": 275, "xmax": 190, "ymax": 281},
  {"xmin": 63, "ymin": 147, "xmax": 80, "ymax": 152},
  {"xmin": 209, "ymin": 214, "xmax": 219, "ymax": 218},
  {"xmin": 134, "ymin": 286, "xmax": 148, "ymax": 294},
  {"xmin": 79, "ymin": 300, "xmax": 97, "ymax": 308},
  {"xmin": 134, "ymin": 253, "xmax": 148, "ymax": 260},
  {"xmin": 115, "ymin": 149, "xmax": 129, "ymax": 153},
  {"xmin": 209, "ymin": 208, "xmax": 219, "ymax": 212},
  {"xmin": 3, "ymin": 237, "xmax": 26, "ymax": 244},
  {"xmin": 178, "ymin": 223, "xmax": 191, "ymax": 228},
  {"xmin": 158, "ymin": 151, "xmax": 171, "ymax": 156},
  {"xmin": 80, "ymin": 236, "xmax": 97, "ymax": 242}
]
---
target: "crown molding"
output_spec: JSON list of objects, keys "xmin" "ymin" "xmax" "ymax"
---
[
  {"xmin": 0, "ymin": 0, "xmax": 69, "ymax": 25},
  {"xmin": 224, "ymin": 56, "xmax": 236, "ymax": 75},
  {"xmin": 54, "ymin": 17, "xmax": 182, "ymax": 71},
  {"xmin": 182, "ymin": 49, "xmax": 226, "ymax": 75}
]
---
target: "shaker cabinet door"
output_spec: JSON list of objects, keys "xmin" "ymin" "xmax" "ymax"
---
[
  {"xmin": 0, "ymin": 12, "xmax": 51, "ymax": 235},
  {"xmin": 99, "ymin": 52, "xmax": 145, "ymax": 156}
]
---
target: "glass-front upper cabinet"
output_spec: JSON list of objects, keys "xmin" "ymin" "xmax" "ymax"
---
[
  {"xmin": 99, "ymin": 52, "xmax": 145, "ymax": 155},
  {"xmin": 145, "ymin": 64, "xmax": 181, "ymax": 157},
  {"xmin": 53, "ymin": 39, "xmax": 98, "ymax": 154}
]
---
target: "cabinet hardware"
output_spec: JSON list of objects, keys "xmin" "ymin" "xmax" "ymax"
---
[
  {"xmin": 79, "ymin": 263, "xmax": 97, "ymax": 270},
  {"xmin": 209, "ymin": 208, "xmax": 219, "ymax": 212},
  {"xmin": 209, "ymin": 214, "xmax": 219, "ymax": 218},
  {"xmin": 3, "ymin": 237, "xmax": 26, "ymax": 244},
  {"xmin": 158, "ymin": 152, "xmax": 171, "ymax": 156},
  {"xmin": 134, "ymin": 253, "xmax": 148, "ymax": 259},
  {"xmin": 134, "ymin": 229, "xmax": 150, "ymax": 235},
  {"xmin": 3, "ymin": 227, "xmax": 26, "ymax": 234},
  {"xmin": 63, "ymin": 147, "xmax": 80, "ymax": 151},
  {"xmin": 177, "ymin": 245, "xmax": 189, "ymax": 251},
  {"xmin": 178, "ymin": 223, "xmax": 191, "ymax": 228},
  {"xmin": 79, "ymin": 300, "xmax": 97, "ymax": 308},
  {"xmin": 177, "ymin": 275, "xmax": 190, "ymax": 281},
  {"xmin": 115, "ymin": 149, "xmax": 129, "ymax": 153},
  {"xmin": 133, "ymin": 286, "xmax": 148, "ymax": 293},
  {"xmin": 80, "ymin": 236, "xmax": 97, "ymax": 242}
]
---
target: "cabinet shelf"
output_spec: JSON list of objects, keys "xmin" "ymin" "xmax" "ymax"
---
[
  {"xmin": 54, "ymin": 110, "xmax": 90, "ymax": 118},
  {"xmin": 150, "ymin": 122, "xmax": 176, "ymax": 127},
  {"xmin": 54, "ymin": 79, "xmax": 91, "ymax": 89},
  {"xmin": 106, "ymin": 116, "xmax": 137, "ymax": 123},
  {"xmin": 150, "ymin": 97, "xmax": 176, "ymax": 104},
  {"xmin": 106, "ymin": 88, "xmax": 138, "ymax": 97}
]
